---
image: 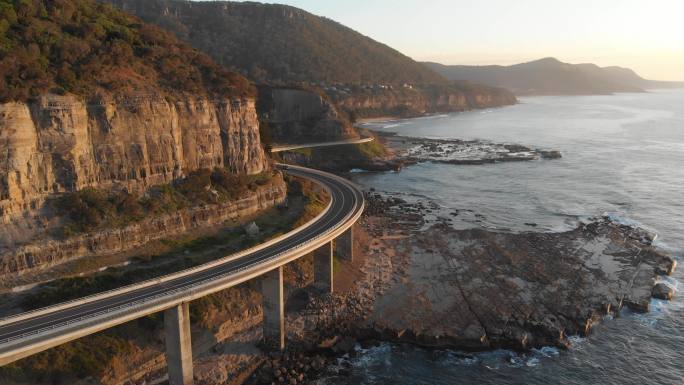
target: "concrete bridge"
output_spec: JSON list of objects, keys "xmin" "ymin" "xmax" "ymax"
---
[
  {"xmin": 0, "ymin": 164, "xmax": 364, "ymax": 385},
  {"xmin": 269, "ymin": 136, "xmax": 374, "ymax": 153}
]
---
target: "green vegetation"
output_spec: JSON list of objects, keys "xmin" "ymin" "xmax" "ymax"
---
[
  {"xmin": 306, "ymin": 130, "xmax": 387, "ymax": 163},
  {"xmin": 103, "ymin": 0, "xmax": 444, "ymax": 85},
  {"xmin": 53, "ymin": 168, "xmax": 272, "ymax": 236},
  {"xmin": 0, "ymin": 335, "xmax": 135, "ymax": 381},
  {"xmin": 0, "ymin": 0, "xmax": 254, "ymax": 102},
  {"xmin": 188, "ymin": 280, "xmax": 261, "ymax": 326},
  {"xmin": 21, "ymin": 225, "xmax": 266, "ymax": 311},
  {"xmin": 285, "ymin": 174, "xmax": 330, "ymax": 228},
  {"xmin": 354, "ymin": 130, "xmax": 388, "ymax": 159}
]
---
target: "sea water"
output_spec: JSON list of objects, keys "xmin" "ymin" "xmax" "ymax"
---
[{"xmin": 327, "ymin": 90, "xmax": 684, "ymax": 384}]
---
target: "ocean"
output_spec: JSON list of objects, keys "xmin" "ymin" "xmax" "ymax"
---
[{"xmin": 328, "ymin": 90, "xmax": 684, "ymax": 384}]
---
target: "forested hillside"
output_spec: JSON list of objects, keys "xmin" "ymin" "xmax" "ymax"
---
[
  {"xmin": 104, "ymin": 0, "xmax": 445, "ymax": 85},
  {"xmin": 425, "ymin": 57, "xmax": 684, "ymax": 95},
  {"xmin": 0, "ymin": 0, "xmax": 254, "ymax": 102}
]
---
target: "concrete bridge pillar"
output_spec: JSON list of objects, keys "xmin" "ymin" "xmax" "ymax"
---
[
  {"xmin": 262, "ymin": 266, "xmax": 285, "ymax": 350},
  {"xmin": 336, "ymin": 226, "xmax": 354, "ymax": 262},
  {"xmin": 164, "ymin": 302, "xmax": 194, "ymax": 385},
  {"xmin": 314, "ymin": 241, "xmax": 334, "ymax": 293}
]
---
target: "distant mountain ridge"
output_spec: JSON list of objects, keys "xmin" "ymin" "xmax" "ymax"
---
[
  {"xmin": 104, "ymin": 0, "xmax": 445, "ymax": 85},
  {"xmin": 425, "ymin": 58, "xmax": 684, "ymax": 96},
  {"xmin": 103, "ymin": 0, "xmax": 517, "ymax": 123}
]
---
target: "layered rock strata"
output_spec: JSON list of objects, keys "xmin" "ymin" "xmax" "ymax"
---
[
  {"xmin": 0, "ymin": 94, "xmax": 269, "ymax": 222},
  {"xmin": 258, "ymin": 88, "xmax": 357, "ymax": 143},
  {"xmin": 0, "ymin": 176, "xmax": 286, "ymax": 282},
  {"xmin": 331, "ymin": 87, "xmax": 517, "ymax": 118}
]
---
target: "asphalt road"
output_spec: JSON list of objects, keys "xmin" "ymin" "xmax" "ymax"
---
[{"xmin": 0, "ymin": 165, "xmax": 364, "ymax": 360}]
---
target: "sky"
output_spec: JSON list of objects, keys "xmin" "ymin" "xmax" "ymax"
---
[{"xmin": 221, "ymin": 0, "xmax": 684, "ymax": 80}]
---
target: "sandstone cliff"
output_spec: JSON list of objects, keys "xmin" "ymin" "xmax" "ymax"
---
[
  {"xmin": 330, "ymin": 86, "xmax": 517, "ymax": 119},
  {"xmin": 257, "ymin": 85, "xmax": 516, "ymax": 145},
  {"xmin": 258, "ymin": 88, "xmax": 357, "ymax": 144},
  {"xmin": 0, "ymin": 94, "xmax": 269, "ymax": 222}
]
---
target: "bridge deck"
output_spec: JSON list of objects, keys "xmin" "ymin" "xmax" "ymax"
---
[{"xmin": 0, "ymin": 165, "xmax": 364, "ymax": 366}]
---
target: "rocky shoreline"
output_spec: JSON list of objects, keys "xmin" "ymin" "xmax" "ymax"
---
[
  {"xmin": 2, "ymin": 171, "xmax": 676, "ymax": 385},
  {"xmin": 388, "ymin": 134, "xmax": 562, "ymax": 164},
  {"xmin": 2, "ymin": 131, "xmax": 677, "ymax": 385},
  {"xmin": 247, "ymin": 191, "xmax": 677, "ymax": 384},
  {"xmin": 309, "ymin": 131, "xmax": 563, "ymax": 173}
]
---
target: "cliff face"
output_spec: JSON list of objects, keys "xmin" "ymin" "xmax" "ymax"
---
[
  {"xmin": 0, "ymin": 94, "xmax": 269, "ymax": 221},
  {"xmin": 257, "ymin": 86, "xmax": 515, "ymax": 144},
  {"xmin": 331, "ymin": 87, "xmax": 517, "ymax": 118},
  {"xmin": 258, "ymin": 88, "xmax": 357, "ymax": 143}
]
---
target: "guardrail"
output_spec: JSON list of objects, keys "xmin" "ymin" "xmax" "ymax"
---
[
  {"xmin": 0, "ymin": 208, "xmax": 356, "ymax": 345},
  {"xmin": 0, "ymin": 165, "xmax": 364, "ymax": 348},
  {"xmin": 0, "ymin": 166, "xmax": 335, "ymax": 327}
]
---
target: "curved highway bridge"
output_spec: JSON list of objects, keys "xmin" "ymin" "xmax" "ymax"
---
[
  {"xmin": 0, "ymin": 164, "xmax": 364, "ymax": 385},
  {"xmin": 269, "ymin": 136, "xmax": 374, "ymax": 153}
]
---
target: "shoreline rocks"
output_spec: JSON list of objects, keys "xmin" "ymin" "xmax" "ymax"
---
[
  {"xmin": 652, "ymin": 283, "xmax": 675, "ymax": 300},
  {"xmin": 387, "ymin": 134, "xmax": 562, "ymax": 166},
  {"xmin": 270, "ymin": 191, "xmax": 678, "ymax": 383}
]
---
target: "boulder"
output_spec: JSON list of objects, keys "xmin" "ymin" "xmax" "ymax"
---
[
  {"xmin": 652, "ymin": 283, "xmax": 675, "ymax": 300},
  {"xmin": 540, "ymin": 150, "xmax": 562, "ymax": 159}
]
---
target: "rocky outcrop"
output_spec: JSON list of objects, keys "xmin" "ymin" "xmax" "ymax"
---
[
  {"xmin": 387, "ymin": 136, "xmax": 562, "ymax": 165},
  {"xmin": 258, "ymin": 88, "xmax": 357, "ymax": 143},
  {"xmin": 0, "ymin": 94, "xmax": 269, "ymax": 222},
  {"xmin": 0, "ymin": 175, "xmax": 286, "ymax": 281},
  {"xmin": 652, "ymin": 283, "xmax": 675, "ymax": 300},
  {"xmin": 354, "ymin": 195, "xmax": 677, "ymax": 351}
]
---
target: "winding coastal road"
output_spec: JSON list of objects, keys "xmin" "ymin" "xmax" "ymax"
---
[{"xmin": 0, "ymin": 164, "xmax": 364, "ymax": 366}]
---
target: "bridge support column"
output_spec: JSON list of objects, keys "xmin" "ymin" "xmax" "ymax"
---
[
  {"xmin": 336, "ymin": 226, "xmax": 354, "ymax": 262},
  {"xmin": 262, "ymin": 266, "xmax": 285, "ymax": 350},
  {"xmin": 164, "ymin": 302, "xmax": 194, "ymax": 385},
  {"xmin": 314, "ymin": 241, "xmax": 334, "ymax": 293}
]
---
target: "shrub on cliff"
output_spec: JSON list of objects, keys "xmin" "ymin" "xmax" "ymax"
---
[
  {"xmin": 0, "ymin": 334, "xmax": 135, "ymax": 381},
  {"xmin": 0, "ymin": 0, "xmax": 255, "ymax": 102},
  {"xmin": 53, "ymin": 168, "xmax": 274, "ymax": 236},
  {"xmin": 54, "ymin": 188, "xmax": 145, "ymax": 234}
]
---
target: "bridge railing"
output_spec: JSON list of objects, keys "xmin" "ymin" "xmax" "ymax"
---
[
  {"xmin": 0, "ymin": 168, "xmax": 336, "ymax": 327},
  {"xmin": 0, "ymin": 172, "xmax": 364, "ymax": 347}
]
